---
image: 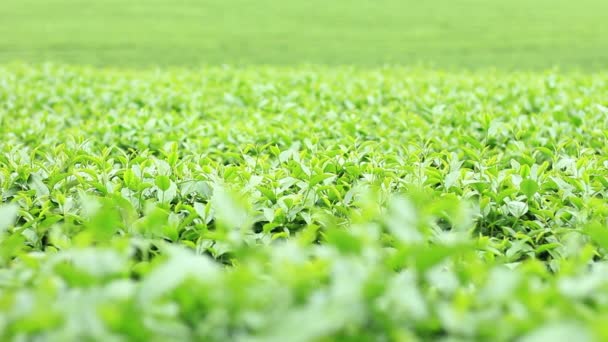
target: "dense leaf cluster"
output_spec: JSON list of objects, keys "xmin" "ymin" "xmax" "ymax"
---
[{"xmin": 1, "ymin": 65, "xmax": 608, "ymax": 341}]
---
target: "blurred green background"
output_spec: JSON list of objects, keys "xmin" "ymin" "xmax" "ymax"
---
[{"xmin": 1, "ymin": 0, "xmax": 607, "ymax": 69}]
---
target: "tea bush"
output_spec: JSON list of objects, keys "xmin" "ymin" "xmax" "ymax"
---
[{"xmin": 1, "ymin": 65, "xmax": 608, "ymax": 341}]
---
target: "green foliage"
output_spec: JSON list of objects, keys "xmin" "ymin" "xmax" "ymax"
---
[
  {"xmin": 1, "ymin": 64, "xmax": 608, "ymax": 340},
  {"xmin": 1, "ymin": 0, "xmax": 608, "ymax": 68}
]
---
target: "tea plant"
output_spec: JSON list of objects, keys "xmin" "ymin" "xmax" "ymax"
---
[{"xmin": 1, "ymin": 64, "xmax": 608, "ymax": 341}]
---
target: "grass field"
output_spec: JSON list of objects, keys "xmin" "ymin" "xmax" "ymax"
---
[
  {"xmin": 2, "ymin": 65, "xmax": 608, "ymax": 340},
  {"xmin": 1, "ymin": 0, "xmax": 608, "ymax": 68}
]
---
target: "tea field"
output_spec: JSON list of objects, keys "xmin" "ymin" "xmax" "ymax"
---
[
  {"xmin": 1, "ymin": 64, "xmax": 608, "ymax": 340},
  {"xmin": 2, "ymin": 0, "xmax": 608, "ymax": 69}
]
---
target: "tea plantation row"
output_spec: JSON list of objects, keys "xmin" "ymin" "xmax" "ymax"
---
[{"xmin": 1, "ymin": 65, "xmax": 608, "ymax": 341}]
